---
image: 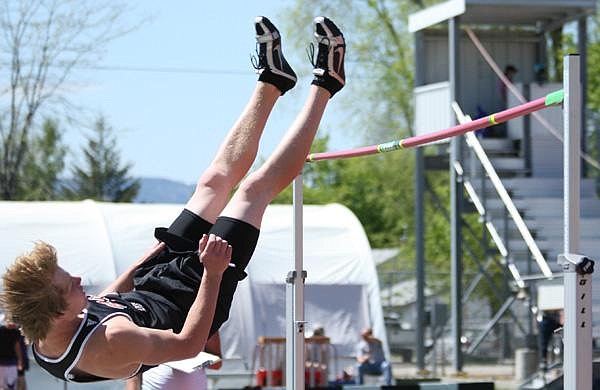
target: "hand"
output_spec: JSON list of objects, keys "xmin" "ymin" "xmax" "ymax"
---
[
  {"xmin": 146, "ymin": 241, "xmax": 166, "ymax": 258},
  {"xmin": 198, "ymin": 234, "xmax": 232, "ymax": 276},
  {"xmin": 135, "ymin": 241, "xmax": 166, "ymax": 267}
]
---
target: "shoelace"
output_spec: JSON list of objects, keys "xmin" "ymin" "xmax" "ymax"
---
[
  {"xmin": 307, "ymin": 37, "xmax": 331, "ymax": 69},
  {"xmin": 250, "ymin": 42, "xmax": 266, "ymax": 71}
]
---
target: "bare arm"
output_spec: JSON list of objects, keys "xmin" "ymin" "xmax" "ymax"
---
[
  {"xmin": 106, "ymin": 234, "xmax": 231, "ymax": 367},
  {"xmin": 205, "ymin": 331, "xmax": 222, "ymax": 370},
  {"xmin": 99, "ymin": 242, "xmax": 166, "ymax": 296},
  {"xmin": 357, "ymin": 354, "xmax": 369, "ymax": 364},
  {"xmin": 124, "ymin": 374, "xmax": 141, "ymax": 390},
  {"xmin": 14, "ymin": 339, "xmax": 23, "ymax": 372},
  {"xmin": 356, "ymin": 342, "xmax": 369, "ymax": 364}
]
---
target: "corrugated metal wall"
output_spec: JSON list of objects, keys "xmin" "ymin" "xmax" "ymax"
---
[
  {"xmin": 422, "ymin": 29, "xmax": 538, "ymax": 118},
  {"xmin": 508, "ymin": 82, "xmax": 563, "ymax": 177}
]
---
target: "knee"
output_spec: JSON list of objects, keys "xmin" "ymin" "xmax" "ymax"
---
[
  {"xmin": 195, "ymin": 167, "xmax": 232, "ymax": 196},
  {"xmin": 235, "ymin": 172, "xmax": 274, "ymax": 204}
]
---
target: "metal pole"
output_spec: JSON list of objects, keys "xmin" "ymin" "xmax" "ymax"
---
[
  {"xmin": 415, "ymin": 147, "xmax": 426, "ymax": 373},
  {"xmin": 286, "ymin": 276, "xmax": 294, "ymax": 387},
  {"xmin": 449, "ymin": 16, "xmax": 463, "ymax": 374},
  {"xmin": 503, "ymin": 207, "xmax": 510, "ymax": 264},
  {"xmin": 526, "ymin": 257, "xmax": 534, "ymax": 340},
  {"xmin": 578, "ymin": 18, "xmax": 588, "ymax": 178},
  {"xmin": 523, "ymin": 84, "xmax": 532, "ymax": 175},
  {"xmin": 480, "ymin": 166, "xmax": 488, "ymax": 270},
  {"xmin": 286, "ymin": 175, "xmax": 305, "ymax": 390},
  {"xmin": 562, "ymin": 53, "xmax": 592, "ymax": 390},
  {"xmin": 414, "ymin": 29, "xmax": 426, "ymax": 374},
  {"xmin": 466, "ymin": 295, "xmax": 518, "ymax": 355}
]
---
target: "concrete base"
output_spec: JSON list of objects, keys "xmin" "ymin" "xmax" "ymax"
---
[
  {"xmin": 419, "ymin": 383, "xmax": 494, "ymax": 389},
  {"xmin": 396, "ymin": 378, "xmax": 441, "ymax": 385},
  {"xmin": 340, "ymin": 382, "xmax": 494, "ymax": 390},
  {"xmin": 515, "ymin": 348, "xmax": 538, "ymax": 381}
]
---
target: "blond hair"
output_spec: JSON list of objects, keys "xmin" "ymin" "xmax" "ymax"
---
[{"xmin": 1, "ymin": 241, "xmax": 67, "ymax": 342}]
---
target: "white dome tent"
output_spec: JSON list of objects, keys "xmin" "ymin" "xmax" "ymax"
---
[{"xmin": 0, "ymin": 200, "xmax": 387, "ymax": 387}]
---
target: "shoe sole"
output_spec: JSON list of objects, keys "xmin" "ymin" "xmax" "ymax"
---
[
  {"xmin": 255, "ymin": 17, "xmax": 296, "ymax": 82},
  {"xmin": 313, "ymin": 17, "xmax": 345, "ymax": 86},
  {"xmin": 314, "ymin": 16, "xmax": 343, "ymax": 40}
]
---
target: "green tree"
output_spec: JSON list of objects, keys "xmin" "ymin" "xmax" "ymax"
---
[
  {"xmin": 281, "ymin": 1, "xmax": 488, "ymax": 298},
  {"xmin": 274, "ymin": 135, "xmax": 415, "ymax": 248},
  {"xmin": 284, "ymin": 1, "xmax": 438, "ymax": 143},
  {"xmin": 17, "ymin": 119, "xmax": 67, "ymax": 200},
  {"xmin": 590, "ymin": 9, "xmax": 600, "ymax": 111},
  {"xmin": 281, "ymin": 1, "xmax": 447, "ymax": 243},
  {"xmin": 587, "ymin": 5, "xmax": 600, "ymax": 187},
  {"xmin": 280, "ymin": 0, "xmax": 442, "ymax": 234},
  {"xmin": 65, "ymin": 116, "xmax": 139, "ymax": 202},
  {"xmin": 0, "ymin": 0, "xmax": 136, "ymax": 200}
]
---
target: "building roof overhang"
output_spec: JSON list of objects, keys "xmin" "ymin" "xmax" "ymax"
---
[{"xmin": 409, "ymin": 0, "xmax": 596, "ymax": 33}]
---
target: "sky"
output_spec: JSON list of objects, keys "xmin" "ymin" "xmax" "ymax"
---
[{"xmin": 67, "ymin": 1, "xmax": 355, "ymax": 184}]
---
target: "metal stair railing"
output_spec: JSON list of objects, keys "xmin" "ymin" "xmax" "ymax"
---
[
  {"xmin": 449, "ymin": 102, "xmax": 559, "ymax": 356},
  {"xmin": 452, "ymin": 102, "xmax": 553, "ymax": 279},
  {"xmin": 421, "ymin": 175, "xmax": 528, "ymax": 335}
]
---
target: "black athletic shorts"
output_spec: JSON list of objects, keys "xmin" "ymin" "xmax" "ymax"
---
[{"xmin": 129, "ymin": 209, "xmax": 260, "ymax": 335}]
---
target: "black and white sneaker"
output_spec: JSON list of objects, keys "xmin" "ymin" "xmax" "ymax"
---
[
  {"xmin": 309, "ymin": 16, "xmax": 345, "ymax": 97},
  {"xmin": 252, "ymin": 16, "xmax": 297, "ymax": 95}
]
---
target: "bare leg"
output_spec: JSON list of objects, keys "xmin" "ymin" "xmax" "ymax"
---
[
  {"xmin": 220, "ymin": 85, "xmax": 331, "ymax": 228},
  {"xmin": 185, "ymin": 82, "xmax": 279, "ymax": 223},
  {"xmin": 219, "ymin": 16, "xmax": 346, "ymax": 229},
  {"xmin": 185, "ymin": 16, "xmax": 297, "ymax": 224}
]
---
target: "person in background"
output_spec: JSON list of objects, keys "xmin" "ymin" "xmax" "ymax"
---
[
  {"xmin": 125, "ymin": 332, "xmax": 222, "ymax": 390},
  {"xmin": 355, "ymin": 327, "xmax": 392, "ymax": 385},
  {"xmin": 499, "ymin": 64, "xmax": 518, "ymax": 105},
  {"xmin": 538, "ymin": 309, "xmax": 563, "ymax": 371},
  {"xmin": 533, "ymin": 63, "xmax": 547, "ymax": 85},
  {"xmin": 305, "ymin": 326, "xmax": 328, "ymax": 386},
  {"xmin": 15, "ymin": 334, "xmax": 27, "ymax": 390},
  {"xmin": 0, "ymin": 315, "xmax": 24, "ymax": 390}
]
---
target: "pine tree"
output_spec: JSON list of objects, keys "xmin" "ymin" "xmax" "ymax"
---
[
  {"xmin": 66, "ymin": 116, "xmax": 139, "ymax": 202},
  {"xmin": 0, "ymin": 0, "xmax": 135, "ymax": 200}
]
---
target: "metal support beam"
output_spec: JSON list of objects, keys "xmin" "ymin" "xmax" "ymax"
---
[
  {"xmin": 414, "ymin": 29, "xmax": 426, "ymax": 373},
  {"xmin": 523, "ymin": 85, "xmax": 532, "ymax": 175},
  {"xmin": 423, "ymin": 173, "xmax": 527, "ymax": 337},
  {"xmin": 462, "ymin": 258, "xmax": 488, "ymax": 303},
  {"xmin": 449, "ymin": 15, "xmax": 463, "ymax": 374},
  {"xmin": 415, "ymin": 148, "xmax": 426, "ymax": 372},
  {"xmin": 461, "ymin": 255, "xmax": 527, "ymax": 336},
  {"xmin": 466, "ymin": 295, "xmax": 518, "ymax": 355}
]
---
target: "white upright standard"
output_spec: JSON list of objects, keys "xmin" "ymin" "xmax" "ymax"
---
[
  {"xmin": 286, "ymin": 174, "xmax": 306, "ymax": 390},
  {"xmin": 559, "ymin": 53, "xmax": 595, "ymax": 390}
]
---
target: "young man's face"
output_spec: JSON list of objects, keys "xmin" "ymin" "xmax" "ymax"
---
[
  {"xmin": 52, "ymin": 267, "xmax": 86, "ymax": 313},
  {"xmin": 361, "ymin": 330, "xmax": 372, "ymax": 341}
]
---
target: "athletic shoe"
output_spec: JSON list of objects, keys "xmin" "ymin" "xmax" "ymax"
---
[
  {"xmin": 309, "ymin": 16, "xmax": 345, "ymax": 97},
  {"xmin": 252, "ymin": 16, "xmax": 297, "ymax": 95}
]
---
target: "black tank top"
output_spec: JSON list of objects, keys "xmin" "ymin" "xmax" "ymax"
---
[{"xmin": 32, "ymin": 294, "xmax": 156, "ymax": 383}]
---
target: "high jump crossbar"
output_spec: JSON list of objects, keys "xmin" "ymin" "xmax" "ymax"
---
[{"xmin": 306, "ymin": 89, "xmax": 564, "ymax": 163}]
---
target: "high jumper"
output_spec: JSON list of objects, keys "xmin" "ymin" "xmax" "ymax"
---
[{"xmin": 1, "ymin": 15, "xmax": 346, "ymax": 383}]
